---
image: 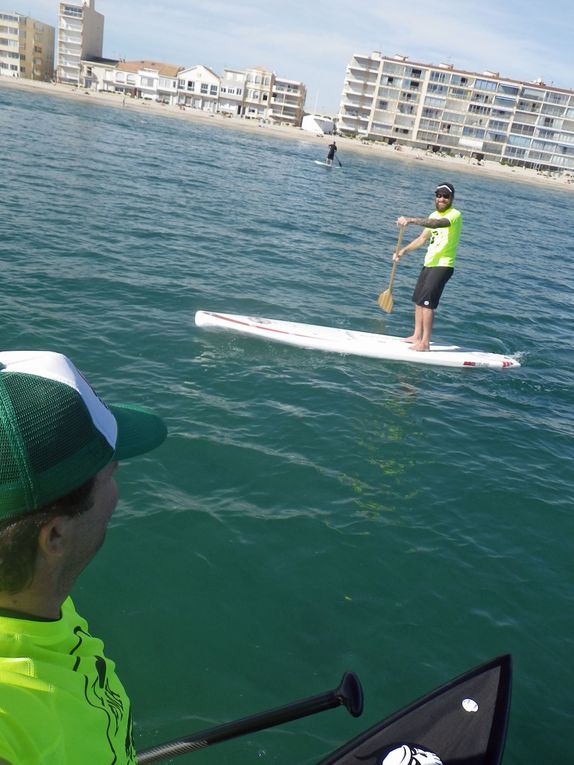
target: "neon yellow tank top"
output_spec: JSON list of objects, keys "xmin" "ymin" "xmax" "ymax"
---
[
  {"xmin": 424, "ymin": 207, "xmax": 462, "ymax": 268},
  {"xmin": 0, "ymin": 598, "xmax": 136, "ymax": 764}
]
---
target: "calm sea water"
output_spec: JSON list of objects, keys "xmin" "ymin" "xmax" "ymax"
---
[{"xmin": 1, "ymin": 84, "xmax": 573, "ymax": 764}]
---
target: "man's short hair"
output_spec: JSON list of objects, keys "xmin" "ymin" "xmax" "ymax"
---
[{"xmin": 0, "ymin": 476, "xmax": 96, "ymax": 594}]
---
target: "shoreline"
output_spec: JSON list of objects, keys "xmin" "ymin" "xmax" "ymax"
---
[{"xmin": 2, "ymin": 75, "xmax": 573, "ymax": 192}]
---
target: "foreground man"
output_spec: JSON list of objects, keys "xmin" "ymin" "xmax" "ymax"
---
[
  {"xmin": 0, "ymin": 351, "xmax": 167, "ymax": 764},
  {"xmin": 393, "ymin": 182, "xmax": 462, "ymax": 351}
]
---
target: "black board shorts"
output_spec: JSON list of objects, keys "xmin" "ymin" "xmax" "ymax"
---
[{"xmin": 412, "ymin": 266, "xmax": 454, "ymax": 309}]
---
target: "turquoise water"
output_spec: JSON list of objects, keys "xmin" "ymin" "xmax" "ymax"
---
[{"xmin": 1, "ymin": 84, "xmax": 573, "ymax": 764}]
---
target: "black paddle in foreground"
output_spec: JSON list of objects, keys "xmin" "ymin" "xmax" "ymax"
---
[
  {"xmin": 318, "ymin": 654, "xmax": 511, "ymax": 765},
  {"xmin": 137, "ymin": 671, "xmax": 363, "ymax": 764}
]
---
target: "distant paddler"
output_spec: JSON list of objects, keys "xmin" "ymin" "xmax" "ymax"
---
[
  {"xmin": 326, "ymin": 140, "xmax": 338, "ymax": 166},
  {"xmin": 392, "ymin": 182, "xmax": 462, "ymax": 351}
]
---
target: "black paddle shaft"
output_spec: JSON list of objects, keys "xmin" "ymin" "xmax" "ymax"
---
[{"xmin": 137, "ymin": 671, "xmax": 363, "ymax": 764}]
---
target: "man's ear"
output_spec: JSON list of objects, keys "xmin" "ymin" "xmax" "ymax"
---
[{"xmin": 37, "ymin": 516, "xmax": 72, "ymax": 557}]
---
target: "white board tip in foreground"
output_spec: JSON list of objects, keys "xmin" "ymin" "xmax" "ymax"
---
[{"xmin": 195, "ymin": 311, "xmax": 521, "ymax": 370}]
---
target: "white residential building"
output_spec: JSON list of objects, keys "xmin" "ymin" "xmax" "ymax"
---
[
  {"xmin": 177, "ymin": 64, "xmax": 219, "ymax": 111},
  {"xmin": 0, "ymin": 11, "xmax": 54, "ymax": 81},
  {"xmin": 219, "ymin": 67, "xmax": 246, "ymax": 115},
  {"xmin": 269, "ymin": 76, "xmax": 306, "ymax": 126},
  {"xmin": 57, "ymin": 0, "xmax": 103, "ymax": 86},
  {"xmin": 338, "ymin": 51, "xmax": 574, "ymax": 172},
  {"xmin": 79, "ymin": 55, "xmax": 117, "ymax": 90},
  {"xmin": 110, "ymin": 60, "xmax": 182, "ymax": 103},
  {"xmin": 242, "ymin": 66, "xmax": 273, "ymax": 119}
]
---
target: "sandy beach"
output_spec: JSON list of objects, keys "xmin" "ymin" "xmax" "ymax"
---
[{"xmin": 2, "ymin": 75, "xmax": 574, "ymax": 192}]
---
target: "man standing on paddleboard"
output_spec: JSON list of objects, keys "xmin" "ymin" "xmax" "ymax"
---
[
  {"xmin": 326, "ymin": 141, "xmax": 337, "ymax": 166},
  {"xmin": 392, "ymin": 182, "xmax": 462, "ymax": 351}
]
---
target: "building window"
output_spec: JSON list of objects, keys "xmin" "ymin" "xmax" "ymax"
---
[
  {"xmin": 201, "ymin": 83, "xmax": 208, "ymax": 93},
  {"xmin": 494, "ymin": 95, "xmax": 515, "ymax": 106},
  {"xmin": 521, "ymin": 88, "xmax": 543, "ymax": 100},
  {"xmin": 424, "ymin": 96, "xmax": 446, "ymax": 108},
  {"xmin": 462, "ymin": 126, "xmax": 486, "ymax": 138},
  {"xmin": 474, "ymin": 79, "xmax": 497, "ymax": 91},
  {"xmin": 507, "ymin": 134, "xmax": 530, "ymax": 147},
  {"xmin": 546, "ymin": 92, "xmax": 568, "ymax": 105},
  {"xmin": 382, "ymin": 63, "xmax": 404, "ymax": 75},
  {"xmin": 499, "ymin": 84, "xmax": 519, "ymax": 96},
  {"xmin": 210, "ymin": 84, "xmax": 217, "ymax": 95},
  {"xmin": 537, "ymin": 129, "xmax": 557, "ymax": 140},
  {"xmin": 469, "ymin": 104, "xmax": 491, "ymax": 115},
  {"xmin": 510, "ymin": 124, "xmax": 534, "ymax": 136},
  {"xmin": 488, "ymin": 120, "xmax": 508, "ymax": 131}
]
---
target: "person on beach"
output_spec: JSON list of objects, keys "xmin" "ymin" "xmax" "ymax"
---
[
  {"xmin": 0, "ymin": 351, "xmax": 167, "ymax": 765},
  {"xmin": 392, "ymin": 182, "xmax": 462, "ymax": 351},
  {"xmin": 326, "ymin": 141, "xmax": 337, "ymax": 165}
]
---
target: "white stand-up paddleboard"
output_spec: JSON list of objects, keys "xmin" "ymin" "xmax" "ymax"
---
[
  {"xmin": 314, "ymin": 160, "xmax": 333, "ymax": 167},
  {"xmin": 195, "ymin": 311, "xmax": 521, "ymax": 369}
]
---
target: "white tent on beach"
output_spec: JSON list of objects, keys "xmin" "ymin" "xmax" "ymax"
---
[{"xmin": 301, "ymin": 114, "xmax": 334, "ymax": 136}]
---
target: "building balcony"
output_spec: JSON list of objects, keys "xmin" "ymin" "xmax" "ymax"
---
[
  {"xmin": 341, "ymin": 100, "xmax": 371, "ymax": 115},
  {"xmin": 346, "ymin": 71, "xmax": 378, "ymax": 86},
  {"xmin": 59, "ymin": 36, "xmax": 81, "ymax": 48},
  {"xmin": 59, "ymin": 46, "xmax": 81, "ymax": 57},
  {"xmin": 59, "ymin": 20, "xmax": 82, "ymax": 32},
  {"xmin": 344, "ymin": 83, "xmax": 373, "ymax": 96},
  {"xmin": 349, "ymin": 58, "xmax": 378, "ymax": 72},
  {"xmin": 271, "ymin": 95, "xmax": 300, "ymax": 106}
]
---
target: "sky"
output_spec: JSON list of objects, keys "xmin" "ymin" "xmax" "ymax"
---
[{"xmin": 15, "ymin": 0, "xmax": 574, "ymax": 114}]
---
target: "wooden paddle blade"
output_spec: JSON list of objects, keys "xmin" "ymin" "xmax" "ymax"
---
[{"xmin": 377, "ymin": 290, "xmax": 393, "ymax": 313}]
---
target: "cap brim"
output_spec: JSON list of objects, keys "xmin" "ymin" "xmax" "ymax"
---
[{"xmin": 109, "ymin": 404, "xmax": 167, "ymax": 461}]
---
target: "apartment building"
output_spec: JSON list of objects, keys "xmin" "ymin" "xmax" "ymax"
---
[
  {"xmin": 0, "ymin": 11, "xmax": 54, "ymax": 81},
  {"xmin": 270, "ymin": 76, "xmax": 306, "ymax": 126},
  {"xmin": 338, "ymin": 51, "xmax": 574, "ymax": 172},
  {"xmin": 57, "ymin": 0, "xmax": 104, "ymax": 85}
]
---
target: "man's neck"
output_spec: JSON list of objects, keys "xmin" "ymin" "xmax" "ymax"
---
[
  {"xmin": 0, "ymin": 582, "xmax": 65, "ymax": 620},
  {"xmin": 0, "ymin": 604, "xmax": 58, "ymax": 621}
]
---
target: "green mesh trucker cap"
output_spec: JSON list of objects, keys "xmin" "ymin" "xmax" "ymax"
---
[{"xmin": 0, "ymin": 351, "xmax": 167, "ymax": 521}]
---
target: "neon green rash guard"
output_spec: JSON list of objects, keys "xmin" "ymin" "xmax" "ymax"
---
[
  {"xmin": 424, "ymin": 207, "xmax": 462, "ymax": 268},
  {"xmin": 0, "ymin": 597, "xmax": 136, "ymax": 764}
]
